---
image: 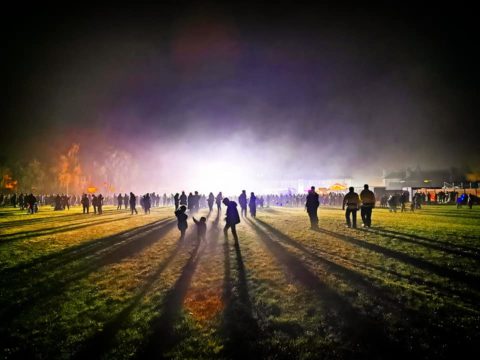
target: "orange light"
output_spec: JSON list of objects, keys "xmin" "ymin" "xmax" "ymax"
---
[{"xmin": 3, "ymin": 175, "xmax": 18, "ymax": 190}]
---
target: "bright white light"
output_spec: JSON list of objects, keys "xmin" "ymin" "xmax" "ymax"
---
[{"xmin": 189, "ymin": 160, "xmax": 256, "ymax": 195}]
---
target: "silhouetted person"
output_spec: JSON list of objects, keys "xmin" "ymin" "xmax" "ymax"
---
[
  {"xmin": 180, "ymin": 191, "xmax": 187, "ymax": 206},
  {"xmin": 97, "ymin": 194, "xmax": 104, "ymax": 214},
  {"xmin": 400, "ymin": 192, "xmax": 408, "ymax": 212},
  {"xmin": 26, "ymin": 193, "xmax": 37, "ymax": 214},
  {"xmin": 54, "ymin": 194, "xmax": 62, "ymax": 211},
  {"xmin": 92, "ymin": 195, "xmax": 98, "ymax": 214},
  {"xmin": 193, "ymin": 216, "xmax": 207, "ymax": 242},
  {"xmin": 216, "ymin": 192, "xmax": 223, "ymax": 211},
  {"xmin": 239, "ymin": 190, "xmax": 247, "ymax": 217},
  {"xmin": 124, "ymin": 193, "xmax": 129, "ymax": 209},
  {"xmin": 207, "ymin": 192, "xmax": 215, "ymax": 212},
  {"xmin": 223, "ymin": 198, "xmax": 240, "ymax": 242},
  {"xmin": 342, "ymin": 187, "xmax": 360, "ymax": 228},
  {"xmin": 187, "ymin": 192, "xmax": 193, "ymax": 212},
  {"xmin": 130, "ymin": 192, "xmax": 138, "ymax": 215},
  {"xmin": 117, "ymin": 193, "xmax": 123, "ymax": 210},
  {"xmin": 175, "ymin": 205, "xmax": 188, "ymax": 239},
  {"xmin": 193, "ymin": 191, "xmax": 200, "ymax": 212},
  {"xmin": 81, "ymin": 194, "xmax": 90, "ymax": 214},
  {"xmin": 468, "ymin": 194, "xmax": 475, "ymax": 209},
  {"xmin": 360, "ymin": 184, "xmax": 375, "ymax": 228},
  {"xmin": 305, "ymin": 186, "xmax": 320, "ymax": 229},
  {"xmin": 63, "ymin": 195, "xmax": 70, "ymax": 210},
  {"xmin": 173, "ymin": 193, "xmax": 180, "ymax": 211},
  {"xmin": 249, "ymin": 192, "xmax": 257, "ymax": 218}
]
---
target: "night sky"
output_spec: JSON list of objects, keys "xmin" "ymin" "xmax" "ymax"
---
[{"xmin": 2, "ymin": 2, "xmax": 479, "ymax": 190}]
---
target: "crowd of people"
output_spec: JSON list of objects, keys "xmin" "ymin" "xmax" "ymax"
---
[{"xmin": 1, "ymin": 186, "xmax": 477, "ymax": 240}]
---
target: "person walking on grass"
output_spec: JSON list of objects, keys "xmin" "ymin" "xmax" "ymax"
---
[
  {"xmin": 207, "ymin": 192, "xmax": 215, "ymax": 212},
  {"xmin": 117, "ymin": 193, "xmax": 123, "ymax": 210},
  {"xmin": 305, "ymin": 186, "xmax": 320, "ymax": 229},
  {"xmin": 92, "ymin": 195, "xmax": 98, "ymax": 214},
  {"xmin": 360, "ymin": 184, "xmax": 375, "ymax": 228},
  {"xmin": 130, "ymin": 192, "xmax": 138, "ymax": 215},
  {"xmin": 216, "ymin": 192, "xmax": 223, "ymax": 212},
  {"xmin": 193, "ymin": 216, "xmax": 207, "ymax": 242},
  {"xmin": 175, "ymin": 205, "xmax": 188, "ymax": 240},
  {"xmin": 81, "ymin": 194, "xmax": 90, "ymax": 214},
  {"xmin": 223, "ymin": 197, "xmax": 240, "ymax": 242},
  {"xmin": 97, "ymin": 194, "xmax": 104, "ymax": 215},
  {"xmin": 249, "ymin": 192, "xmax": 257, "ymax": 218},
  {"xmin": 239, "ymin": 190, "xmax": 248, "ymax": 217},
  {"xmin": 342, "ymin": 187, "xmax": 360, "ymax": 228}
]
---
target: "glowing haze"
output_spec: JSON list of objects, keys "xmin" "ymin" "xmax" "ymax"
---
[{"xmin": 2, "ymin": 3, "xmax": 478, "ymax": 194}]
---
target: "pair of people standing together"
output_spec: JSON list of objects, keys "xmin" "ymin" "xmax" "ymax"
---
[
  {"xmin": 342, "ymin": 184, "xmax": 376, "ymax": 228},
  {"xmin": 238, "ymin": 190, "xmax": 257, "ymax": 218}
]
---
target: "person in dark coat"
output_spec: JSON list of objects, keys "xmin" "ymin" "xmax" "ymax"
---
[
  {"xmin": 81, "ymin": 194, "xmax": 90, "ymax": 214},
  {"xmin": 26, "ymin": 193, "xmax": 37, "ymax": 214},
  {"xmin": 92, "ymin": 195, "xmax": 98, "ymax": 214},
  {"xmin": 193, "ymin": 191, "xmax": 200, "ymax": 213},
  {"xmin": 249, "ymin": 192, "xmax": 257, "ymax": 218},
  {"xmin": 239, "ymin": 190, "xmax": 248, "ymax": 217},
  {"xmin": 97, "ymin": 194, "xmax": 104, "ymax": 214},
  {"xmin": 143, "ymin": 193, "xmax": 151, "ymax": 214},
  {"xmin": 117, "ymin": 193, "xmax": 123, "ymax": 210},
  {"xmin": 173, "ymin": 193, "xmax": 180, "ymax": 211},
  {"xmin": 360, "ymin": 184, "xmax": 376, "ymax": 227},
  {"xmin": 305, "ymin": 186, "xmax": 320, "ymax": 229},
  {"xmin": 130, "ymin": 192, "xmax": 138, "ymax": 215},
  {"xmin": 216, "ymin": 192, "xmax": 223, "ymax": 211},
  {"xmin": 342, "ymin": 187, "xmax": 360, "ymax": 228},
  {"xmin": 175, "ymin": 205, "xmax": 188, "ymax": 239},
  {"xmin": 207, "ymin": 192, "xmax": 215, "ymax": 212},
  {"xmin": 180, "ymin": 191, "xmax": 187, "ymax": 206},
  {"xmin": 222, "ymin": 198, "xmax": 240, "ymax": 242},
  {"xmin": 187, "ymin": 192, "xmax": 193, "ymax": 212},
  {"xmin": 54, "ymin": 194, "xmax": 62, "ymax": 211}
]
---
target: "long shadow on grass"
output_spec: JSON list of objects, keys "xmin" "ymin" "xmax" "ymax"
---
[
  {"xmin": 315, "ymin": 228, "xmax": 480, "ymax": 291},
  {"xmin": 72, "ymin": 237, "xmax": 186, "ymax": 359},
  {"xmin": 254, "ymin": 219, "xmax": 409, "ymax": 312},
  {"xmin": 0, "ymin": 218, "xmax": 176, "ymax": 327},
  {"xmin": 220, "ymin": 233, "xmax": 261, "ymax": 359},
  {"xmin": 0, "ymin": 217, "xmax": 173, "ymax": 275},
  {"xmin": 246, "ymin": 218, "xmax": 409, "ymax": 359},
  {"xmin": 137, "ymin": 237, "xmax": 204, "ymax": 359},
  {"xmin": 366, "ymin": 227, "xmax": 480, "ymax": 258},
  {"xmin": 0, "ymin": 208, "xmax": 122, "ymax": 229},
  {"xmin": 0, "ymin": 212, "xmax": 83, "ymax": 228},
  {"xmin": 254, "ymin": 219, "xmax": 480, "ymax": 355},
  {"xmin": 0, "ymin": 216, "xmax": 130, "ymax": 244}
]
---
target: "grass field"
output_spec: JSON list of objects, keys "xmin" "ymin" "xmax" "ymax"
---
[{"xmin": 0, "ymin": 204, "xmax": 479, "ymax": 359}]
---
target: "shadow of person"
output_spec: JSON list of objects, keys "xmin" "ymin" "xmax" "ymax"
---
[
  {"xmin": 220, "ymin": 233, "xmax": 261, "ymax": 359},
  {"xmin": 138, "ymin": 235, "xmax": 203, "ymax": 359},
  {"xmin": 245, "ymin": 217, "xmax": 405, "ymax": 359}
]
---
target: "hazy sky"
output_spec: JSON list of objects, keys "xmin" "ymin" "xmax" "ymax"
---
[{"xmin": 2, "ymin": 2, "xmax": 479, "ymax": 191}]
